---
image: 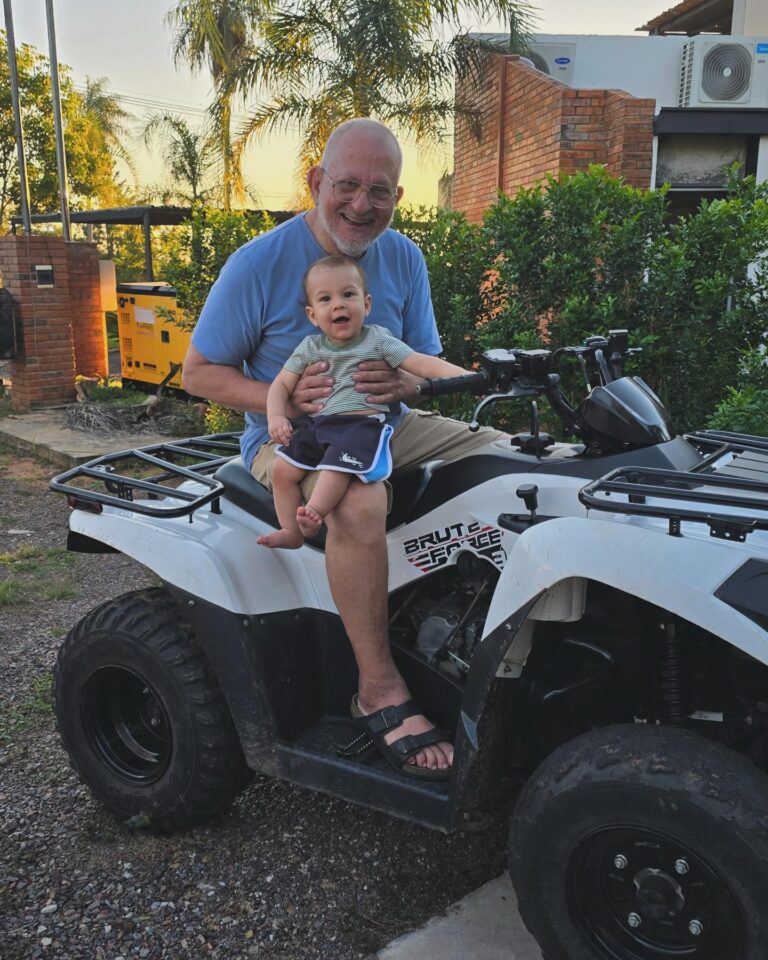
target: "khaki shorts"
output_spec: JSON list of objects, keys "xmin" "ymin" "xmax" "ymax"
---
[{"xmin": 250, "ymin": 410, "xmax": 505, "ymax": 510}]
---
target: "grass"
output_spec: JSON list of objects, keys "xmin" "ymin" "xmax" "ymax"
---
[
  {"xmin": 0, "ymin": 674, "xmax": 53, "ymax": 747},
  {"xmin": 0, "ymin": 544, "xmax": 79, "ymax": 605},
  {"xmin": 0, "ymin": 395, "xmax": 12, "ymax": 418},
  {"xmin": 0, "ymin": 580, "xmax": 22, "ymax": 605}
]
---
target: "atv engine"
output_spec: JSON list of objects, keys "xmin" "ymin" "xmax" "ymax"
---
[{"xmin": 392, "ymin": 551, "xmax": 497, "ymax": 676}]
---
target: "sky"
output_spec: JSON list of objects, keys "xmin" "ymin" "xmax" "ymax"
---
[{"xmin": 4, "ymin": 0, "xmax": 672, "ymax": 208}]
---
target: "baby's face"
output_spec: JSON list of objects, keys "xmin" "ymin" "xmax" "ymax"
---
[{"xmin": 305, "ymin": 263, "xmax": 371, "ymax": 344}]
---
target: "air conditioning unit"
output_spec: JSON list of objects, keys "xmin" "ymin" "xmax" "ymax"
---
[
  {"xmin": 679, "ymin": 37, "xmax": 768, "ymax": 107},
  {"xmin": 527, "ymin": 42, "xmax": 577, "ymax": 86}
]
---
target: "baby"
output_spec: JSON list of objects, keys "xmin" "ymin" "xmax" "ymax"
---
[{"xmin": 257, "ymin": 255, "xmax": 469, "ymax": 548}]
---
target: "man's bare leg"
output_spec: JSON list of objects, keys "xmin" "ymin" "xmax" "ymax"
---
[
  {"xmin": 324, "ymin": 482, "xmax": 453, "ymax": 771},
  {"xmin": 257, "ymin": 458, "xmax": 306, "ymax": 549},
  {"xmin": 296, "ymin": 470, "xmax": 351, "ymax": 538}
]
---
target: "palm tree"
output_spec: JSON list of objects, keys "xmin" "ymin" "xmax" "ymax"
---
[
  {"xmin": 142, "ymin": 113, "xmax": 217, "ymax": 204},
  {"xmin": 81, "ymin": 77, "xmax": 136, "ymax": 183},
  {"xmin": 226, "ymin": 0, "xmax": 535, "ymax": 194},
  {"xmin": 166, "ymin": 0, "xmax": 272, "ymax": 209}
]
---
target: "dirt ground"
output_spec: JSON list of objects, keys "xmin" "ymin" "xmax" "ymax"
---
[{"xmin": 0, "ymin": 442, "xmax": 508, "ymax": 960}]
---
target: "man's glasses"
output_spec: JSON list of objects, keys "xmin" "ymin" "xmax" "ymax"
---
[{"xmin": 319, "ymin": 168, "xmax": 398, "ymax": 208}]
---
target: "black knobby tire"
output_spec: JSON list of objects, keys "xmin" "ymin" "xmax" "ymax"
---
[
  {"xmin": 54, "ymin": 587, "xmax": 251, "ymax": 831},
  {"xmin": 509, "ymin": 724, "xmax": 768, "ymax": 960}
]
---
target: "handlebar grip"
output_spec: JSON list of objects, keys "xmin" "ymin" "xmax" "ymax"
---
[{"xmin": 416, "ymin": 371, "xmax": 489, "ymax": 397}]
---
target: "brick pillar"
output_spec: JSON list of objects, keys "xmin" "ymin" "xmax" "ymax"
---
[
  {"xmin": 68, "ymin": 243, "xmax": 108, "ymax": 379},
  {"xmin": 0, "ymin": 235, "xmax": 106, "ymax": 411}
]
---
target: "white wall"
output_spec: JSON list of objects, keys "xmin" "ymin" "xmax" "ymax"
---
[
  {"xmin": 733, "ymin": 0, "xmax": 768, "ymax": 36},
  {"xmin": 532, "ymin": 34, "xmax": 688, "ymax": 110}
]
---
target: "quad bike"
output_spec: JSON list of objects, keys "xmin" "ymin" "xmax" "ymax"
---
[{"xmin": 51, "ymin": 330, "xmax": 768, "ymax": 960}]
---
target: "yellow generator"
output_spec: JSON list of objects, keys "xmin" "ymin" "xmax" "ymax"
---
[{"xmin": 116, "ymin": 283, "xmax": 191, "ymax": 392}]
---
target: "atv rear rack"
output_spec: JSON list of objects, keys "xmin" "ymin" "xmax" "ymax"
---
[
  {"xmin": 579, "ymin": 461, "xmax": 768, "ymax": 542},
  {"xmin": 50, "ymin": 433, "xmax": 242, "ymax": 519}
]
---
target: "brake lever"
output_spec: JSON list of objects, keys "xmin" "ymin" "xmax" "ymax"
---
[
  {"xmin": 469, "ymin": 385, "xmax": 541, "ymax": 432},
  {"xmin": 469, "ymin": 393, "xmax": 508, "ymax": 431}
]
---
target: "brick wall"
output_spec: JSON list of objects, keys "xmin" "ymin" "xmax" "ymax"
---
[
  {"xmin": 453, "ymin": 55, "xmax": 655, "ymax": 222},
  {"xmin": 1, "ymin": 236, "xmax": 106, "ymax": 410}
]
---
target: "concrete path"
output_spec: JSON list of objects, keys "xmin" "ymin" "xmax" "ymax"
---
[
  {"xmin": 376, "ymin": 874, "xmax": 543, "ymax": 960},
  {"xmin": 0, "ymin": 409, "xmax": 171, "ymax": 468}
]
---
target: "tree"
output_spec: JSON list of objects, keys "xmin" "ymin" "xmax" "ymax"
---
[
  {"xmin": 142, "ymin": 113, "xmax": 218, "ymax": 205},
  {"xmin": 0, "ymin": 32, "xmax": 123, "ymax": 227},
  {"xmin": 225, "ymin": 0, "xmax": 534, "ymax": 194},
  {"xmin": 81, "ymin": 77, "xmax": 136, "ymax": 184},
  {"xmin": 166, "ymin": 0, "xmax": 271, "ymax": 210}
]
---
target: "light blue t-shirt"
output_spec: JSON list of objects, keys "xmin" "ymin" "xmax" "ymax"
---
[{"xmin": 191, "ymin": 213, "xmax": 442, "ymax": 469}]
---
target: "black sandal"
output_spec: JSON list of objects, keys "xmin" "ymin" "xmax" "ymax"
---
[{"xmin": 337, "ymin": 695, "xmax": 452, "ymax": 781}]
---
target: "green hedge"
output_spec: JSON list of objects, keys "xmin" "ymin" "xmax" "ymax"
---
[{"xmin": 396, "ymin": 167, "xmax": 768, "ymax": 434}]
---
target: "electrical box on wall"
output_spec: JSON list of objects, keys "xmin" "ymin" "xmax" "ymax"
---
[{"xmin": 35, "ymin": 264, "xmax": 54, "ymax": 288}]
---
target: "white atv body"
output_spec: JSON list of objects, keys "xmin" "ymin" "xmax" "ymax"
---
[{"xmin": 51, "ymin": 332, "xmax": 768, "ymax": 960}]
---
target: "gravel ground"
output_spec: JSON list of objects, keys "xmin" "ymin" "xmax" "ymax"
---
[{"xmin": 0, "ymin": 443, "xmax": 509, "ymax": 960}]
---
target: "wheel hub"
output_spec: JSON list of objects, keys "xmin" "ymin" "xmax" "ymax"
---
[
  {"xmin": 566, "ymin": 825, "xmax": 743, "ymax": 959},
  {"xmin": 633, "ymin": 867, "xmax": 685, "ymax": 920},
  {"xmin": 82, "ymin": 666, "xmax": 172, "ymax": 784}
]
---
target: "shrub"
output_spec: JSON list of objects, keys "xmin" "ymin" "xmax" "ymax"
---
[
  {"xmin": 204, "ymin": 402, "xmax": 245, "ymax": 435},
  {"xmin": 394, "ymin": 205, "xmax": 490, "ymax": 420},
  {"xmin": 707, "ymin": 348, "xmax": 768, "ymax": 435},
  {"xmin": 414, "ymin": 167, "xmax": 768, "ymax": 433},
  {"xmin": 161, "ymin": 206, "xmax": 275, "ymax": 332},
  {"xmin": 707, "ymin": 385, "xmax": 768, "ymax": 436}
]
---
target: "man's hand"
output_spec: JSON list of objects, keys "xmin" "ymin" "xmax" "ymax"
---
[
  {"xmin": 352, "ymin": 360, "xmax": 419, "ymax": 405},
  {"xmin": 287, "ymin": 360, "xmax": 334, "ymax": 416},
  {"xmin": 268, "ymin": 415, "xmax": 294, "ymax": 445}
]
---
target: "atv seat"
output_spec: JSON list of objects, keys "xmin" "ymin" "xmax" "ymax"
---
[{"xmin": 214, "ymin": 457, "xmax": 438, "ymax": 549}]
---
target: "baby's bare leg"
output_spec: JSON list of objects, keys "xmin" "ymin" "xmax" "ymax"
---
[
  {"xmin": 297, "ymin": 470, "xmax": 352, "ymax": 538},
  {"xmin": 258, "ymin": 457, "xmax": 306, "ymax": 549}
]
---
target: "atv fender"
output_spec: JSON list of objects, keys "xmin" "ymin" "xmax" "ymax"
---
[
  {"xmin": 484, "ymin": 516, "xmax": 768, "ymax": 668},
  {"xmin": 69, "ymin": 501, "xmax": 335, "ymax": 615}
]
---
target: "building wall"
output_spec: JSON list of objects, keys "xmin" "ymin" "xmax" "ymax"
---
[
  {"xmin": 733, "ymin": 0, "xmax": 768, "ymax": 35},
  {"xmin": 452, "ymin": 56, "xmax": 656, "ymax": 223},
  {"xmin": 1, "ymin": 236, "xmax": 107, "ymax": 410}
]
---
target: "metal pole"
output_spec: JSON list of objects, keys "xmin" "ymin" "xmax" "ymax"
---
[
  {"xmin": 45, "ymin": 0, "xmax": 70, "ymax": 241},
  {"xmin": 3, "ymin": 0, "xmax": 32, "ymax": 233},
  {"xmin": 143, "ymin": 208, "xmax": 154, "ymax": 281}
]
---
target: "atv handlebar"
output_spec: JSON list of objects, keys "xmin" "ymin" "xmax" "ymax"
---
[
  {"xmin": 418, "ymin": 331, "xmax": 639, "ymax": 400},
  {"xmin": 411, "ymin": 330, "xmax": 641, "ymax": 444},
  {"xmin": 415, "ymin": 371, "xmax": 490, "ymax": 397}
]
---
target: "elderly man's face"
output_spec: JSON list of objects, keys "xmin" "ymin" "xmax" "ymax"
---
[{"xmin": 309, "ymin": 130, "xmax": 403, "ymax": 257}]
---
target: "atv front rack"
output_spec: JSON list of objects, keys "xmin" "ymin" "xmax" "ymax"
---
[
  {"xmin": 50, "ymin": 433, "xmax": 242, "ymax": 519},
  {"xmin": 579, "ymin": 461, "xmax": 768, "ymax": 542},
  {"xmin": 686, "ymin": 429, "xmax": 768, "ymax": 459}
]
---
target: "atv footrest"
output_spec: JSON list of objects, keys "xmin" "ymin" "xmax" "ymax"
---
[{"xmin": 283, "ymin": 715, "xmax": 451, "ymax": 827}]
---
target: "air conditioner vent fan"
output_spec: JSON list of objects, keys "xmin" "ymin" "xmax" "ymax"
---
[{"xmin": 701, "ymin": 43, "xmax": 753, "ymax": 101}]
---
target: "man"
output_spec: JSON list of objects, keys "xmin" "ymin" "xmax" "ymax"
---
[{"xmin": 183, "ymin": 118, "xmax": 502, "ymax": 777}]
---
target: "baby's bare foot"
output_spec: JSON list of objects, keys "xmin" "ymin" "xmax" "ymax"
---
[
  {"xmin": 296, "ymin": 505, "xmax": 323, "ymax": 538},
  {"xmin": 257, "ymin": 528, "xmax": 304, "ymax": 549}
]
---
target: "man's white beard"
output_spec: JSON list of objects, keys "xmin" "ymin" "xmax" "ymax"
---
[{"xmin": 317, "ymin": 206, "xmax": 392, "ymax": 258}]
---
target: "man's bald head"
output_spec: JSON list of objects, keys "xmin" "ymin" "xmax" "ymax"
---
[{"xmin": 321, "ymin": 119, "xmax": 403, "ymax": 182}]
